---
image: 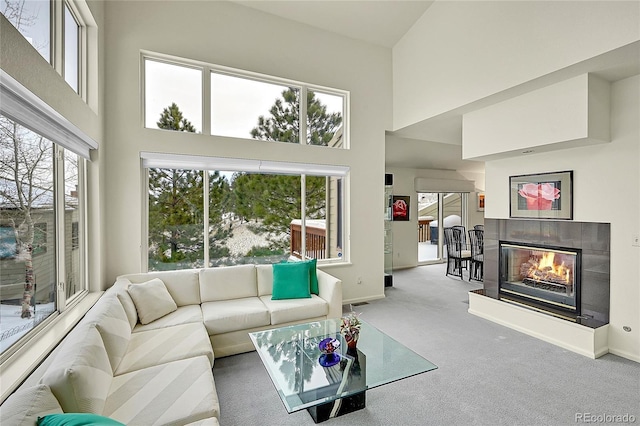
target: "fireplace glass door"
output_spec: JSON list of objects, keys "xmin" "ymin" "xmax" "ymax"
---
[{"xmin": 499, "ymin": 242, "xmax": 580, "ymax": 315}]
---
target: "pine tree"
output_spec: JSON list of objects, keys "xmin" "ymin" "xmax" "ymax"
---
[
  {"xmin": 250, "ymin": 89, "xmax": 342, "ymax": 146},
  {"xmin": 156, "ymin": 102, "xmax": 197, "ymax": 132},
  {"xmin": 148, "ymin": 103, "xmax": 230, "ymax": 267},
  {"xmin": 233, "ymin": 90, "xmax": 341, "ymax": 244}
]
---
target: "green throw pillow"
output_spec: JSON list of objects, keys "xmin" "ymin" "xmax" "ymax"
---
[
  {"xmin": 272, "ymin": 262, "xmax": 312, "ymax": 300},
  {"xmin": 303, "ymin": 258, "xmax": 319, "ymax": 295},
  {"xmin": 282, "ymin": 258, "xmax": 319, "ymax": 295},
  {"xmin": 37, "ymin": 413, "xmax": 125, "ymax": 426}
]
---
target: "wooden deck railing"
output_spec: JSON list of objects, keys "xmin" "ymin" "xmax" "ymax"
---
[
  {"xmin": 418, "ymin": 219, "xmax": 432, "ymax": 242},
  {"xmin": 290, "ymin": 223, "xmax": 326, "ymax": 260}
]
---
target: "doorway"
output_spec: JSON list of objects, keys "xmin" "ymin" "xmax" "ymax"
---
[{"xmin": 417, "ymin": 192, "xmax": 465, "ymax": 264}]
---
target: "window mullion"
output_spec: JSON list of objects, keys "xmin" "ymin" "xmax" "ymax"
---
[
  {"xmin": 141, "ymin": 162, "xmax": 149, "ymax": 272},
  {"xmin": 299, "ymin": 87, "xmax": 307, "ymax": 145},
  {"xmin": 52, "ymin": 0, "xmax": 64, "ymax": 77},
  {"xmin": 203, "ymin": 171, "xmax": 210, "ymax": 267},
  {"xmin": 203, "ymin": 67, "xmax": 211, "ymax": 136},
  {"xmin": 301, "ymin": 174, "xmax": 306, "ymax": 259},
  {"xmin": 78, "ymin": 156, "xmax": 88, "ymax": 294},
  {"xmin": 54, "ymin": 146, "xmax": 66, "ymax": 312}
]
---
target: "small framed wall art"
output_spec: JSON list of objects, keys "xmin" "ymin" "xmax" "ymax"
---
[
  {"xmin": 392, "ymin": 195, "xmax": 410, "ymax": 221},
  {"xmin": 477, "ymin": 192, "xmax": 485, "ymax": 212},
  {"xmin": 509, "ymin": 171, "xmax": 573, "ymax": 220}
]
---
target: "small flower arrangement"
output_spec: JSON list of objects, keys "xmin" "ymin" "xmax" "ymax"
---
[{"xmin": 340, "ymin": 311, "xmax": 362, "ymax": 345}]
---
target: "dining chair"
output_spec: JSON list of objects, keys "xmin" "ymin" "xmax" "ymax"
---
[
  {"xmin": 468, "ymin": 229, "xmax": 484, "ymax": 282},
  {"xmin": 444, "ymin": 227, "xmax": 471, "ymax": 279}
]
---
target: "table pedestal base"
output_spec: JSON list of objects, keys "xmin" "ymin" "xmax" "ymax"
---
[{"xmin": 307, "ymin": 391, "xmax": 366, "ymax": 423}]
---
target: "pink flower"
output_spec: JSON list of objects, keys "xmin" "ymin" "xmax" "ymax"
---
[
  {"xmin": 518, "ymin": 182, "xmax": 561, "ymax": 210},
  {"xmin": 518, "ymin": 183, "xmax": 540, "ymax": 200},
  {"xmin": 539, "ymin": 183, "xmax": 560, "ymax": 201}
]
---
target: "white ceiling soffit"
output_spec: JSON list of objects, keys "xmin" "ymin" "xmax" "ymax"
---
[
  {"xmin": 385, "ymin": 133, "xmax": 485, "ymax": 173},
  {"xmin": 231, "ymin": 0, "xmax": 435, "ymax": 48},
  {"xmin": 414, "ymin": 177, "xmax": 475, "ymax": 193}
]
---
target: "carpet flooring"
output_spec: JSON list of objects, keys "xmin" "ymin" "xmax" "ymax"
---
[{"xmin": 213, "ymin": 264, "xmax": 640, "ymax": 426}]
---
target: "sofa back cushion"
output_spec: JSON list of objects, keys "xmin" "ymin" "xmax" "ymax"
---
[
  {"xmin": 256, "ymin": 264, "xmax": 273, "ymax": 296},
  {"xmin": 199, "ymin": 265, "xmax": 257, "ymax": 302},
  {"xmin": 40, "ymin": 324, "xmax": 113, "ymax": 413},
  {"xmin": 83, "ymin": 295, "xmax": 132, "ymax": 373},
  {"xmin": 0, "ymin": 384, "xmax": 63, "ymax": 426},
  {"xmin": 117, "ymin": 270, "xmax": 200, "ymax": 306},
  {"xmin": 127, "ymin": 278, "xmax": 178, "ymax": 325},
  {"xmin": 110, "ymin": 280, "xmax": 138, "ymax": 330}
]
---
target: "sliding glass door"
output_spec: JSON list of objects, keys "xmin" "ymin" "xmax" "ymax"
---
[{"xmin": 417, "ymin": 192, "xmax": 466, "ymax": 265}]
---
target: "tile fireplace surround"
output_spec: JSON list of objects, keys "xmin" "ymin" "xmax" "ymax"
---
[{"xmin": 468, "ymin": 218, "xmax": 611, "ymax": 358}]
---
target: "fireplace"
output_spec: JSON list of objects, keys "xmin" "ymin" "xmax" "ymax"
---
[{"xmin": 499, "ymin": 241, "xmax": 581, "ymax": 318}]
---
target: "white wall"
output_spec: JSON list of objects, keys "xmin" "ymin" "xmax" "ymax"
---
[
  {"xmin": 485, "ymin": 75, "xmax": 640, "ymax": 361},
  {"xmin": 393, "ymin": 0, "xmax": 639, "ymax": 130},
  {"xmin": 102, "ymin": 1, "xmax": 392, "ymax": 303}
]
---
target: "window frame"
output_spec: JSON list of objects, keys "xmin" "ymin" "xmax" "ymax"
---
[
  {"xmin": 0, "ymin": 117, "xmax": 90, "ymax": 361},
  {"xmin": 141, "ymin": 51, "xmax": 350, "ymax": 148},
  {"xmin": 2, "ymin": 0, "xmax": 88, "ymax": 97},
  {"xmin": 141, "ymin": 154, "xmax": 350, "ymax": 271}
]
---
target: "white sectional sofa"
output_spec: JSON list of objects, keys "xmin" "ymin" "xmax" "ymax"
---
[{"xmin": 0, "ymin": 264, "xmax": 342, "ymax": 426}]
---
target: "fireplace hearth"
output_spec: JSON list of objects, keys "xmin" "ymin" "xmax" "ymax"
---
[{"xmin": 499, "ymin": 241, "xmax": 581, "ymax": 318}]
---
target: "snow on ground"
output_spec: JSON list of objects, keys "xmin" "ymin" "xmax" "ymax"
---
[{"xmin": 1, "ymin": 302, "xmax": 55, "ymax": 352}]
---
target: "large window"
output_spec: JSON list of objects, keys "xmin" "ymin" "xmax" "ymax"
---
[
  {"xmin": 144, "ymin": 60, "xmax": 203, "ymax": 132},
  {"xmin": 142, "ymin": 53, "xmax": 349, "ymax": 271},
  {"xmin": 2, "ymin": 0, "xmax": 86, "ymax": 95},
  {"xmin": 1, "ymin": 0, "xmax": 50, "ymax": 62},
  {"xmin": 144, "ymin": 156, "xmax": 347, "ymax": 271},
  {"xmin": 63, "ymin": 2, "xmax": 79, "ymax": 92},
  {"xmin": 143, "ymin": 55, "xmax": 348, "ymax": 148},
  {"xmin": 0, "ymin": 114, "xmax": 88, "ymax": 356}
]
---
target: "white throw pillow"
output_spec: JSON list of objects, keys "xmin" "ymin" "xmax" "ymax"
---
[
  {"xmin": 0, "ymin": 384, "xmax": 62, "ymax": 426},
  {"xmin": 127, "ymin": 278, "xmax": 178, "ymax": 324}
]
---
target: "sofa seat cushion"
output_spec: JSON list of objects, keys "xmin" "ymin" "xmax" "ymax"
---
[
  {"xmin": 201, "ymin": 298, "xmax": 269, "ymax": 334},
  {"xmin": 115, "ymin": 323, "xmax": 214, "ymax": 375},
  {"xmin": 0, "ymin": 384, "xmax": 63, "ymax": 426},
  {"xmin": 132, "ymin": 305, "xmax": 203, "ymax": 333},
  {"xmin": 103, "ymin": 356, "xmax": 219, "ymax": 426},
  {"xmin": 259, "ymin": 295, "xmax": 329, "ymax": 325}
]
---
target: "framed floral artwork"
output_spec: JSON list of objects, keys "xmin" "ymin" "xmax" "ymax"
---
[{"xmin": 509, "ymin": 171, "xmax": 573, "ymax": 220}]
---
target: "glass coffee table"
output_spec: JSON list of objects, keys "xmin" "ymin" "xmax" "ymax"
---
[{"xmin": 249, "ymin": 318, "xmax": 437, "ymax": 423}]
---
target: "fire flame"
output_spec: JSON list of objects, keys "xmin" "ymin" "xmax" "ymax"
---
[{"xmin": 526, "ymin": 252, "xmax": 571, "ymax": 284}]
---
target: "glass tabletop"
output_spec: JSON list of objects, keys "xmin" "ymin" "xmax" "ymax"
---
[{"xmin": 249, "ymin": 318, "xmax": 438, "ymax": 413}]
